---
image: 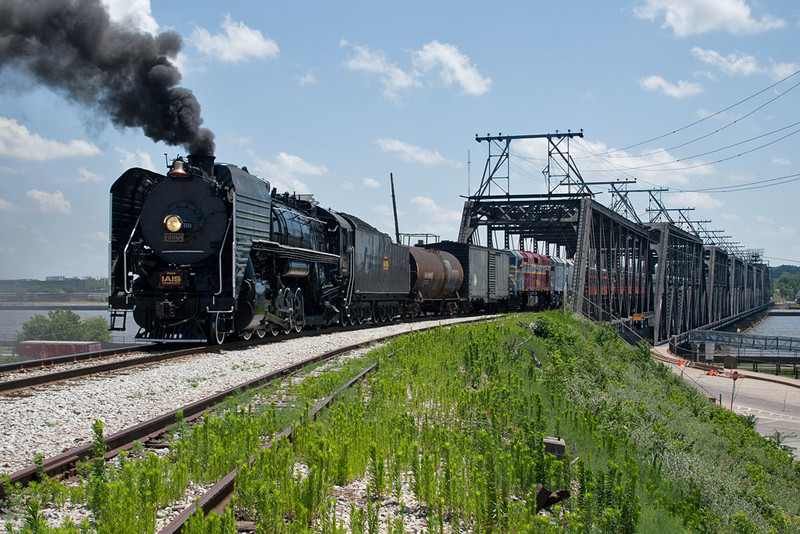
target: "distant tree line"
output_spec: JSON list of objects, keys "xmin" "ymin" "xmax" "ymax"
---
[
  {"xmin": 0, "ymin": 277, "xmax": 108, "ymax": 296},
  {"xmin": 772, "ymin": 264, "xmax": 800, "ymax": 281},
  {"xmin": 772, "ymin": 265, "xmax": 800, "ymax": 301}
]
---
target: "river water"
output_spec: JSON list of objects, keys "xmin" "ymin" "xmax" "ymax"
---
[{"xmin": 746, "ymin": 314, "xmax": 800, "ymax": 337}]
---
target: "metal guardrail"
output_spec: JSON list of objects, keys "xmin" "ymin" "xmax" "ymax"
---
[
  {"xmin": 669, "ymin": 302, "xmax": 773, "ymax": 347},
  {"xmin": 688, "ymin": 329, "xmax": 800, "ymax": 353}
]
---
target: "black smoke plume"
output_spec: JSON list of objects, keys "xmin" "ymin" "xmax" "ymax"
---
[{"xmin": 0, "ymin": 0, "xmax": 215, "ymax": 155}]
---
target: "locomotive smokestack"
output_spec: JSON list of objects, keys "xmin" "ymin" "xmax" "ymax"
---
[
  {"xmin": 0, "ymin": 0, "xmax": 215, "ymax": 155},
  {"xmin": 188, "ymin": 154, "xmax": 216, "ymax": 175}
]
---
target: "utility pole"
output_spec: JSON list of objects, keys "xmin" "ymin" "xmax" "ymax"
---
[{"xmin": 390, "ymin": 173, "xmax": 401, "ymax": 244}]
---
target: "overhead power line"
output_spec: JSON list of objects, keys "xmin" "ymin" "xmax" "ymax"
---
[
  {"xmin": 581, "ymin": 68, "xmax": 800, "ymax": 159},
  {"xmin": 675, "ymin": 171, "xmax": 800, "ymax": 193},
  {"xmin": 585, "ymin": 123, "xmax": 800, "ymax": 173}
]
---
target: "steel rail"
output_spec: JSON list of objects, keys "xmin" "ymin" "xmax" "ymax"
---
[
  {"xmin": 0, "ymin": 341, "xmax": 369, "ymax": 500},
  {"xmin": 0, "ymin": 345, "xmax": 211, "ymax": 394},
  {"xmin": 0, "ymin": 314, "xmax": 486, "ymax": 394},
  {"xmin": 157, "ymin": 362, "xmax": 379, "ymax": 534},
  {"xmin": 0, "ymin": 345, "xmax": 157, "ymax": 374},
  {"xmin": 0, "ymin": 316, "xmax": 492, "ymax": 501}
]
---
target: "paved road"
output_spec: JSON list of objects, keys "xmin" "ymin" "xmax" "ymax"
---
[{"xmin": 669, "ymin": 363, "xmax": 800, "ymax": 455}]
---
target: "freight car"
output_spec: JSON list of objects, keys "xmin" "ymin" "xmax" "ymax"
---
[
  {"xmin": 424, "ymin": 241, "xmax": 510, "ymax": 312},
  {"xmin": 108, "ymin": 153, "xmax": 577, "ymax": 344}
]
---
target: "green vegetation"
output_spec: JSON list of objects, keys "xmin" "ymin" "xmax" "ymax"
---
[
  {"xmin": 16, "ymin": 309, "xmax": 111, "ymax": 344},
  {"xmin": 772, "ymin": 265, "xmax": 800, "ymax": 282},
  {"xmin": 775, "ymin": 270, "xmax": 800, "ymax": 301},
  {"xmin": 3, "ymin": 313, "xmax": 799, "ymax": 533}
]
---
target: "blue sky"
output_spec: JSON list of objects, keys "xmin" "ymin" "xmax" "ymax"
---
[{"xmin": 1, "ymin": 0, "xmax": 799, "ymax": 279}]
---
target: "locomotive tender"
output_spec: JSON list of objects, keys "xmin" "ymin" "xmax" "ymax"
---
[{"xmin": 108, "ymin": 154, "xmax": 573, "ymax": 343}]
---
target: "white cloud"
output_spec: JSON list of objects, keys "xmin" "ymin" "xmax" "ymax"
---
[
  {"xmin": 0, "ymin": 246, "xmax": 16, "ymax": 255},
  {"xmin": 341, "ymin": 40, "xmax": 420, "ymax": 101},
  {"xmin": 363, "ymin": 178, "xmax": 381, "ymax": 188},
  {"xmin": 633, "ymin": 0, "xmax": 785, "ymax": 37},
  {"xmin": 115, "ymin": 147, "xmax": 156, "ymax": 171},
  {"xmin": 341, "ymin": 181, "xmax": 355, "ymax": 190},
  {"xmin": 639, "ymin": 75, "xmax": 704, "ymax": 98},
  {"xmin": 375, "ymin": 138, "xmax": 460, "ymax": 167},
  {"xmin": 248, "ymin": 151, "xmax": 328, "ymax": 195},
  {"xmin": 563, "ymin": 138, "xmax": 715, "ymax": 189},
  {"xmin": 0, "ymin": 117, "xmax": 101, "ymax": 161},
  {"xmin": 413, "ymin": 41, "xmax": 491, "ymax": 96},
  {"xmin": 26, "ymin": 190, "xmax": 71, "ymax": 215},
  {"xmin": 691, "ymin": 47, "xmax": 799, "ymax": 80},
  {"xmin": 757, "ymin": 215, "xmax": 775, "ymax": 224},
  {"xmin": 0, "ymin": 198, "xmax": 23, "ymax": 214},
  {"xmin": 0, "ymin": 165, "xmax": 24, "ymax": 175},
  {"xmin": 772, "ymin": 156, "xmax": 792, "ymax": 166},
  {"xmin": 102, "ymin": 0, "xmax": 158, "ymax": 34},
  {"xmin": 299, "ymin": 71, "xmax": 318, "ymax": 86},
  {"xmin": 409, "ymin": 196, "xmax": 462, "ymax": 237},
  {"xmin": 191, "ymin": 14, "xmax": 279, "ymax": 63},
  {"xmin": 76, "ymin": 166, "xmax": 103, "ymax": 183},
  {"xmin": 666, "ymin": 191, "xmax": 724, "ymax": 209},
  {"xmin": 230, "ymin": 136, "xmax": 253, "ymax": 147},
  {"xmin": 341, "ymin": 40, "xmax": 490, "ymax": 101}
]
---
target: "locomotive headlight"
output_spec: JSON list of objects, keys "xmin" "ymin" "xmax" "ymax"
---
[{"xmin": 164, "ymin": 215, "xmax": 183, "ymax": 232}]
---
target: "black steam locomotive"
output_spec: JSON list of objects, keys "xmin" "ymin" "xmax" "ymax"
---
[{"xmin": 108, "ymin": 154, "xmax": 483, "ymax": 343}]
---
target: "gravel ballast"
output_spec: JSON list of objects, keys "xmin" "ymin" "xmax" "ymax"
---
[{"xmin": 0, "ymin": 316, "xmax": 490, "ymax": 475}]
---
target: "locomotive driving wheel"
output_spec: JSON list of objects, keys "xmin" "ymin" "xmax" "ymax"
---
[
  {"xmin": 255, "ymin": 328, "xmax": 267, "ymax": 339},
  {"xmin": 293, "ymin": 288, "xmax": 305, "ymax": 333},
  {"xmin": 241, "ymin": 330, "xmax": 253, "ymax": 340},
  {"xmin": 280, "ymin": 287, "xmax": 294, "ymax": 334}
]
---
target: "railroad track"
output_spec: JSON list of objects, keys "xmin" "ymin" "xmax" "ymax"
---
[
  {"xmin": 0, "ymin": 339, "xmax": 375, "ymax": 501},
  {"xmin": 0, "ymin": 314, "xmax": 486, "ymax": 395},
  {"xmin": 0, "ymin": 344, "xmax": 156, "ymax": 374},
  {"xmin": 1, "ymin": 316, "xmax": 492, "ymax": 503},
  {"xmin": 158, "ymin": 361, "xmax": 378, "ymax": 534}
]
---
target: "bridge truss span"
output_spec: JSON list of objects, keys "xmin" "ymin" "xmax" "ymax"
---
[{"xmin": 458, "ymin": 131, "xmax": 772, "ymax": 344}]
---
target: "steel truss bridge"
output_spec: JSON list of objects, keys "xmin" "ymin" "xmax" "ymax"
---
[{"xmin": 458, "ymin": 132, "xmax": 771, "ymax": 344}]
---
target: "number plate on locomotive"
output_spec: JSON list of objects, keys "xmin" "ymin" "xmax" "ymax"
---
[
  {"xmin": 159, "ymin": 271, "xmax": 184, "ymax": 288},
  {"xmin": 163, "ymin": 232, "xmax": 184, "ymax": 242}
]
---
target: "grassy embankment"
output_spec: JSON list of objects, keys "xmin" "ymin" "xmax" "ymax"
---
[{"xmin": 2, "ymin": 311, "xmax": 799, "ymax": 533}]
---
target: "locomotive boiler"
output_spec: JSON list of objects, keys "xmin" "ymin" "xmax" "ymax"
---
[{"xmin": 109, "ymin": 154, "xmax": 407, "ymax": 343}]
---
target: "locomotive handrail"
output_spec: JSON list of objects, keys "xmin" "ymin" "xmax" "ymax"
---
[
  {"xmin": 214, "ymin": 217, "xmax": 233, "ymax": 297},
  {"xmin": 122, "ymin": 216, "xmax": 142, "ymax": 295},
  {"xmin": 346, "ymin": 246, "xmax": 356, "ymax": 308}
]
